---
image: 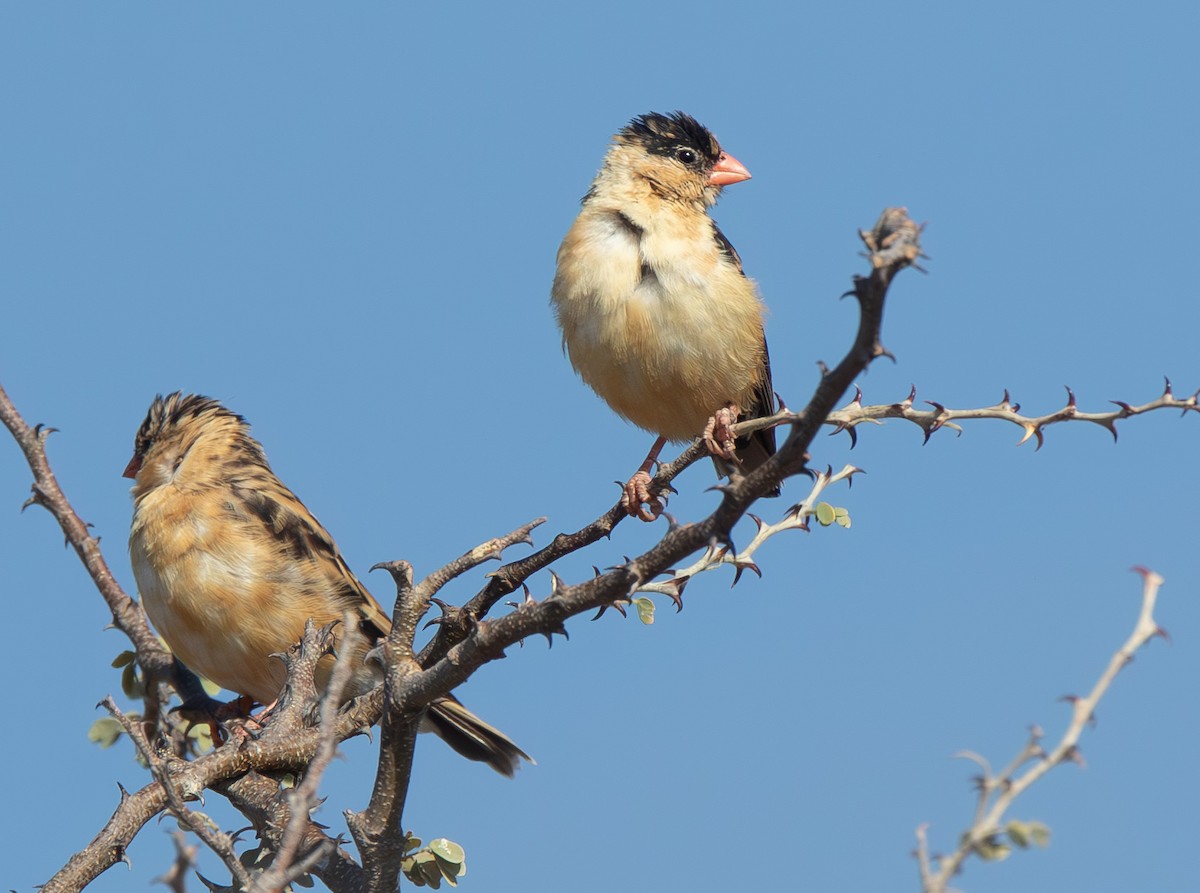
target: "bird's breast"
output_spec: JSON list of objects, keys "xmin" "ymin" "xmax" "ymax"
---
[
  {"xmin": 129, "ymin": 487, "xmax": 330, "ymax": 703},
  {"xmin": 553, "ymin": 211, "xmax": 766, "ymax": 440}
]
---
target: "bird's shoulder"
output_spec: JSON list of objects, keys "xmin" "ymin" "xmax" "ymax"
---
[{"xmin": 227, "ymin": 470, "xmax": 392, "ymax": 637}]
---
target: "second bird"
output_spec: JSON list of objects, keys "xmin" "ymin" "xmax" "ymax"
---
[
  {"xmin": 551, "ymin": 111, "xmax": 778, "ymax": 521},
  {"xmin": 125, "ymin": 392, "xmax": 531, "ymax": 776}
]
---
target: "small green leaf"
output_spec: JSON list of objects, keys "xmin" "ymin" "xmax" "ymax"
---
[
  {"xmin": 111, "ymin": 650, "xmax": 136, "ymax": 668},
  {"xmin": 834, "ymin": 507, "xmax": 852, "ymax": 528},
  {"xmin": 121, "ymin": 662, "xmax": 144, "ymax": 699},
  {"xmin": 632, "ymin": 596, "xmax": 655, "ymax": 625},
  {"xmin": 1007, "ymin": 820, "xmax": 1030, "ymax": 848},
  {"xmin": 428, "ymin": 839, "xmax": 465, "ymax": 865},
  {"xmin": 415, "ymin": 852, "xmax": 443, "ymax": 888},
  {"xmin": 815, "ymin": 502, "xmax": 836, "ymax": 526},
  {"xmin": 1028, "ymin": 821, "xmax": 1051, "ymax": 848},
  {"xmin": 402, "ymin": 855, "xmax": 427, "ymax": 887},
  {"xmin": 87, "ymin": 717, "xmax": 125, "ymax": 748},
  {"xmin": 186, "ymin": 722, "xmax": 214, "ymax": 753},
  {"xmin": 404, "ymin": 835, "xmax": 424, "ymax": 855},
  {"xmin": 973, "ymin": 837, "xmax": 1011, "ymax": 862},
  {"xmin": 200, "ymin": 676, "xmax": 223, "ymax": 697}
]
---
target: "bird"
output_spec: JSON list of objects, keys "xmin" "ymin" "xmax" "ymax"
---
[
  {"xmin": 125, "ymin": 392, "xmax": 531, "ymax": 776},
  {"xmin": 550, "ymin": 111, "xmax": 778, "ymax": 521}
]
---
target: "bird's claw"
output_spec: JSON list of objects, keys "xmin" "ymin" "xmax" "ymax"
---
[
  {"xmin": 622, "ymin": 470, "xmax": 664, "ymax": 522},
  {"xmin": 703, "ymin": 405, "xmax": 740, "ymax": 461}
]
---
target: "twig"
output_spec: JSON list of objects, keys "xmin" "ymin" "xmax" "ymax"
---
[
  {"xmin": 23, "ymin": 209, "xmax": 921, "ymax": 891},
  {"xmin": 917, "ymin": 568, "xmax": 1169, "ymax": 892},
  {"xmin": 821, "ymin": 380, "xmax": 1198, "ymax": 448},
  {"xmin": 103, "ymin": 697, "xmax": 252, "ymax": 888},
  {"xmin": 248, "ymin": 618, "xmax": 361, "ymax": 892}
]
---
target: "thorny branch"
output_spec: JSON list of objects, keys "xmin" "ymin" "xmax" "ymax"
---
[
  {"xmin": 3, "ymin": 207, "xmax": 1063, "ymax": 892},
  {"xmin": 247, "ymin": 618, "xmax": 361, "ymax": 893},
  {"xmin": 915, "ymin": 568, "xmax": 1169, "ymax": 893},
  {"xmin": 822, "ymin": 380, "xmax": 1199, "ymax": 448},
  {"xmin": 4, "ymin": 207, "xmax": 1184, "ymax": 890}
]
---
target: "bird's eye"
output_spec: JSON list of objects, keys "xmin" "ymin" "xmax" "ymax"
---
[{"xmin": 675, "ymin": 147, "xmax": 697, "ymax": 165}]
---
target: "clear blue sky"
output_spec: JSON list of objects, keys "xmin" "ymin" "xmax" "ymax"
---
[{"xmin": 2, "ymin": 4, "xmax": 1197, "ymax": 891}]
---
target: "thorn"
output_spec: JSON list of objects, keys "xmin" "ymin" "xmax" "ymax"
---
[
  {"xmin": 1153, "ymin": 626, "xmax": 1172, "ymax": 644},
  {"xmin": 1110, "ymin": 399, "xmax": 1133, "ymax": 415},
  {"xmin": 712, "ymin": 529, "xmax": 737, "ymax": 557},
  {"xmin": 540, "ymin": 622, "xmax": 569, "ymax": 647},
  {"xmin": 731, "ymin": 561, "xmax": 762, "ymax": 587},
  {"xmin": 1163, "ymin": 375, "xmax": 1173, "ymax": 398},
  {"xmin": 591, "ymin": 600, "xmax": 628, "ymax": 621},
  {"xmin": 662, "ymin": 511, "xmax": 684, "ymax": 533},
  {"xmin": 775, "ymin": 391, "xmax": 789, "ymax": 412},
  {"xmin": 816, "ymin": 359, "xmax": 829, "ymax": 376},
  {"xmin": 749, "ymin": 513, "xmax": 764, "ymax": 531},
  {"xmin": 1064, "ymin": 385, "xmax": 1077, "ymax": 410},
  {"xmin": 664, "ymin": 592, "xmax": 685, "ymax": 613},
  {"xmin": 853, "ymin": 385, "xmax": 864, "ymax": 405},
  {"xmin": 369, "ymin": 560, "xmax": 414, "ymax": 591},
  {"xmin": 904, "ymin": 384, "xmax": 917, "ymax": 407},
  {"xmin": 548, "ymin": 570, "xmax": 564, "ymax": 596},
  {"xmin": 877, "ymin": 344, "xmax": 897, "ymax": 364},
  {"xmin": 591, "ymin": 565, "xmax": 602, "ymax": 578},
  {"xmin": 1000, "ymin": 389, "xmax": 1012, "ymax": 408},
  {"xmin": 1130, "ymin": 565, "xmax": 1160, "ymax": 582}
]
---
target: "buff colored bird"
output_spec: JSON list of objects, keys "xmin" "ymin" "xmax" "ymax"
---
[
  {"xmin": 126, "ymin": 392, "xmax": 530, "ymax": 776},
  {"xmin": 551, "ymin": 111, "xmax": 777, "ymax": 520}
]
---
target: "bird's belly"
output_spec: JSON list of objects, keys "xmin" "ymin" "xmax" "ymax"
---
[
  {"xmin": 567, "ymin": 280, "xmax": 764, "ymax": 440},
  {"xmin": 131, "ymin": 523, "xmax": 295, "ymax": 703}
]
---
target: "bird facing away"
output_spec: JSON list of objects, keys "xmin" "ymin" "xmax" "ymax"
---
[
  {"xmin": 125, "ymin": 392, "xmax": 531, "ymax": 776},
  {"xmin": 551, "ymin": 111, "xmax": 778, "ymax": 521}
]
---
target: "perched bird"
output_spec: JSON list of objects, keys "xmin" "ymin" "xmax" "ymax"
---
[
  {"xmin": 125, "ymin": 392, "xmax": 531, "ymax": 776},
  {"xmin": 551, "ymin": 111, "xmax": 778, "ymax": 521}
]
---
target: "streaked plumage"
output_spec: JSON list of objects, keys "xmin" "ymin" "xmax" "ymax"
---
[
  {"xmin": 551, "ymin": 112, "xmax": 777, "ymax": 519},
  {"xmin": 126, "ymin": 392, "xmax": 530, "ymax": 776}
]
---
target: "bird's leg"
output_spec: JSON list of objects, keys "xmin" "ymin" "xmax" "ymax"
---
[
  {"xmin": 173, "ymin": 693, "xmax": 258, "ymax": 746},
  {"xmin": 622, "ymin": 436, "xmax": 668, "ymax": 522},
  {"xmin": 703, "ymin": 403, "xmax": 741, "ymax": 461}
]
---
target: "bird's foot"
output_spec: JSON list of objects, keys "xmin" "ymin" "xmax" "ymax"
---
[
  {"xmin": 703, "ymin": 404, "xmax": 741, "ymax": 461},
  {"xmin": 173, "ymin": 693, "xmax": 259, "ymax": 746},
  {"xmin": 622, "ymin": 469, "xmax": 664, "ymax": 522}
]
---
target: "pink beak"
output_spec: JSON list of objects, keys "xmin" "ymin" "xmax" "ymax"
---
[{"xmin": 709, "ymin": 152, "xmax": 751, "ymax": 186}]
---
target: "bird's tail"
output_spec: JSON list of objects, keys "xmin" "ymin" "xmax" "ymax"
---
[{"xmin": 423, "ymin": 696, "xmax": 534, "ymax": 777}]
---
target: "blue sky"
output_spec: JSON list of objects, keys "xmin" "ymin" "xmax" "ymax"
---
[{"xmin": 2, "ymin": 4, "xmax": 1197, "ymax": 891}]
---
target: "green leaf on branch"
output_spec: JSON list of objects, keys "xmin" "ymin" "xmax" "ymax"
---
[
  {"xmin": 87, "ymin": 716, "xmax": 125, "ymax": 748},
  {"xmin": 632, "ymin": 596, "xmax": 655, "ymax": 625}
]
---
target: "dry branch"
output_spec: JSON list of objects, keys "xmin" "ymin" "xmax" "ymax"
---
[
  {"xmin": 13, "ymin": 208, "xmax": 921, "ymax": 890},
  {"xmin": 915, "ymin": 568, "xmax": 1169, "ymax": 892}
]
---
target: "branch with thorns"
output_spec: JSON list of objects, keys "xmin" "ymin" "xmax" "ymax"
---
[
  {"xmin": 11, "ymin": 209, "xmax": 920, "ymax": 892},
  {"xmin": 915, "ymin": 568, "xmax": 1169, "ymax": 893}
]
